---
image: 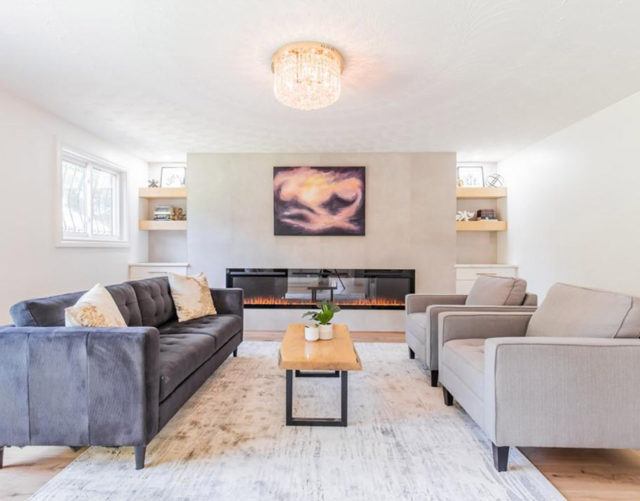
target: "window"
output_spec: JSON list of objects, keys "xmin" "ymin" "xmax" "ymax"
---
[{"xmin": 59, "ymin": 148, "xmax": 127, "ymax": 246}]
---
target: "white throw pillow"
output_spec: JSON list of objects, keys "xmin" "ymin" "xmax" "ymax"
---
[
  {"xmin": 168, "ymin": 272, "xmax": 217, "ymax": 322},
  {"xmin": 65, "ymin": 284, "xmax": 127, "ymax": 328}
]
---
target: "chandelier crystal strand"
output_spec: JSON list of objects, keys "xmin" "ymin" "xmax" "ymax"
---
[{"xmin": 272, "ymin": 42, "xmax": 343, "ymax": 110}]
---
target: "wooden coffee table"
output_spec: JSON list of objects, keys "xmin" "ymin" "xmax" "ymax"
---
[{"xmin": 278, "ymin": 323, "xmax": 362, "ymax": 427}]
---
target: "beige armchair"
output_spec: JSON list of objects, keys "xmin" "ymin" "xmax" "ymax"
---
[
  {"xmin": 438, "ymin": 283, "xmax": 640, "ymax": 471},
  {"xmin": 405, "ymin": 275, "xmax": 537, "ymax": 386}
]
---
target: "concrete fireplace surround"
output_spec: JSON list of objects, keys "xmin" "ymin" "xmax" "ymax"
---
[{"xmin": 187, "ymin": 152, "xmax": 457, "ymax": 331}]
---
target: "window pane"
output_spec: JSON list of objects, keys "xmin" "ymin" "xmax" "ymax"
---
[
  {"xmin": 91, "ymin": 167, "xmax": 117, "ymax": 237},
  {"xmin": 62, "ymin": 160, "xmax": 88, "ymax": 235}
]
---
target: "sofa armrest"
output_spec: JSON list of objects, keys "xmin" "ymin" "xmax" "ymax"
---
[
  {"xmin": 438, "ymin": 311, "xmax": 532, "ymax": 350},
  {"xmin": 425, "ymin": 306, "xmax": 536, "ymax": 368},
  {"xmin": 405, "ymin": 294, "xmax": 466, "ymax": 314},
  {"xmin": 0, "ymin": 326, "xmax": 159, "ymax": 447},
  {"xmin": 211, "ymin": 288, "xmax": 244, "ymax": 318},
  {"xmin": 484, "ymin": 337, "xmax": 640, "ymax": 448}
]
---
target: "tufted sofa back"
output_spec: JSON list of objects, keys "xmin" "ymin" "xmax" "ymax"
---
[
  {"xmin": 10, "ymin": 283, "xmax": 143, "ymax": 327},
  {"xmin": 127, "ymin": 277, "xmax": 177, "ymax": 327}
]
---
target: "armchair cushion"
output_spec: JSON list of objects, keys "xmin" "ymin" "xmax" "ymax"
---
[
  {"xmin": 526, "ymin": 283, "xmax": 640, "ymax": 338},
  {"xmin": 465, "ymin": 275, "xmax": 527, "ymax": 306},
  {"xmin": 441, "ymin": 338, "xmax": 485, "ymax": 398}
]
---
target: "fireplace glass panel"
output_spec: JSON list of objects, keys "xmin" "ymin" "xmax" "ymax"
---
[{"xmin": 226, "ymin": 269, "xmax": 415, "ymax": 309}]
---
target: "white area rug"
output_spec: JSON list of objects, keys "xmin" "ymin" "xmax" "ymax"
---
[{"xmin": 32, "ymin": 342, "xmax": 564, "ymax": 500}]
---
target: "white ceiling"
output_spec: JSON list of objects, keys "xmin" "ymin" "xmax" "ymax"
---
[{"xmin": 1, "ymin": 0, "xmax": 640, "ymax": 162}]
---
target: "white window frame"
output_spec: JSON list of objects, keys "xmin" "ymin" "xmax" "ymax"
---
[{"xmin": 56, "ymin": 145, "xmax": 129, "ymax": 248}]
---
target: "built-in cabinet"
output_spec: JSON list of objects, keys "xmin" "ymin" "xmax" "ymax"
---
[{"xmin": 131, "ymin": 186, "xmax": 189, "ymax": 279}]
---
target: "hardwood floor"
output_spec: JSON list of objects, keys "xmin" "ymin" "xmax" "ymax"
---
[{"xmin": 2, "ymin": 331, "xmax": 639, "ymax": 500}]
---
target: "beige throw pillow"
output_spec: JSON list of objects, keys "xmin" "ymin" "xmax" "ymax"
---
[
  {"xmin": 65, "ymin": 284, "xmax": 127, "ymax": 328},
  {"xmin": 168, "ymin": 273, "xmax": 217, "ymax": 322}
]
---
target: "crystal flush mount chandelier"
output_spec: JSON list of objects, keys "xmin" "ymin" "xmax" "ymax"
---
[{"xmin": 271, "ymin": 41, "xmax": 344, "ymax": 111}]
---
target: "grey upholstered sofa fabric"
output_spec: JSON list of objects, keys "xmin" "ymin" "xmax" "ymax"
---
[
  {"xmin": 438, "ymin": 282, "xmax": 640, "ymax": 470},
  {"xmin": 465, "ymin": 275, "xmax": 528, "ymax": 306},
  {"xmin": 1, "ymin": 276, "xmax": 244, "ymax": 468},
  {"xmin": 404, "ymin": 279, "xmax": 537, "ymax": 385},
  {"xmin": 526, "ymin": 283, "xmax": 640, "ymax": 338}
]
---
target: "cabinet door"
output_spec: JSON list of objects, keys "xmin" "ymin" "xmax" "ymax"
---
[{"xmin": 129, "ymin": 265, "xmax": 189, "ymax": 280}]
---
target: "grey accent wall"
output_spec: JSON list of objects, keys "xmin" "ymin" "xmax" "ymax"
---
[{"xmin": 187, "ymin": 152, "xmax": 457, "ymax": 330}]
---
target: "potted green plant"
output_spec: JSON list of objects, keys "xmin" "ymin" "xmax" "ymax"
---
[{"xmin": 303, "ymin": 301, "xmax": 341, "ymax": 340}]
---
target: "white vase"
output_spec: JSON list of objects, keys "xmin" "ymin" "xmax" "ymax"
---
[
  {"xmin": 319, "ymin": 324, "xmax": 334, "ymax": 340},
  {"xmin": 304, "ymin": 325, "xmax": 320, "ymax": 342}
]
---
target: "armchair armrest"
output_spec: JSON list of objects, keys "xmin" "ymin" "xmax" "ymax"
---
[
  {"xmin": 405, "ymin": 294, "xmax": 466, "ymax": 314},
  {"xmin": 438, "ymin": 311, "xmax": 533, "ymax": 349},
  {"xmin": 0, "ymin": 326, "xmax": 159, "ymax": 448},
  {"xmin": 211, "ymin": 288, "xmax": 244, "ymax": 318},
  {"xmin": 484, "ymin": 337, "xmax": 640, "ymax": 448}
]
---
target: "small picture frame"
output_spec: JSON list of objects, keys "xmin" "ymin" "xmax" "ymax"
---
[
  {"xmin": 457, "ymin": 165, "xmax": 485, "ymax": 187},
  {"xmin": 160, "ymin": 166, "xmax": 186, "ymax": 187}
]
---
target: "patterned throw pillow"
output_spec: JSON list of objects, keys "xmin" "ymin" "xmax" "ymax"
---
[
  {"xmin": 65, "ymin": 284, "xmax": 127, "ymax": 328},
  {"xmin": 168, "ymin": 272, "xmax": 217, "ymax": 322}
]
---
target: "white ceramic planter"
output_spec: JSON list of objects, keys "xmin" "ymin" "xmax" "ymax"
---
[
  {"xmin": 304, "ymin": 325, "xmax": 320, "ymax": 342},
  {"xmin": 319, "ymin": 324, "xmax": 334, "ymax": 340}
]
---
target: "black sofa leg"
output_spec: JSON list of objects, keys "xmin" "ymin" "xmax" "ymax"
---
[
  {"xmin": 70, "ymin": 446, "xmax": 82, "ymax": 452},
  {"xmin": 233, "ymin": 348, "xmax": 238, "ymax": 357},
  {"xmin": 442, "ymin": 387, "xmax": 454, "ymax": 406},
  {"xmin": 492, "ymin": 443, "xmax": 510, "ymax": 472},
  {"xmin": 408, "ymin": 347, "xmax": 415, "ymax": 359},
  {"xmin": 135, "ymin": 446, "xmax": 146, "ymax": 470},
  {"xmin": 430, "ymin": 370, "xmax": 439, "ymax": 387},
  {"xmin": 0, "ymin": 446, "xmax": 4, "ymax": 469}
]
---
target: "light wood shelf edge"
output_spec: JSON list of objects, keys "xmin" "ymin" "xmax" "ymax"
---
[
  {"xmin": 456, "ymin": 187, "xmax": 507, "ymax": 199},
  {"xmin": 456, "ymin": 220, "xmax": 507, "ymax": 232},
  {"xmin": 139, "ymin": 187, "xmax": 187, "ymax": 199},
  {"xmin": 139, "ymin": 220, "xmax": 187, "ymax": 231}
]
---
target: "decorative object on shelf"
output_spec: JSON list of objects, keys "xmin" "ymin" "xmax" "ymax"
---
[
  {"xmin": 303, "ymin": 301, "xmax": 341, "ymax": 340},
  {"xmin": 271, "ymin": 41, "xmax": 344, "ymax": 110},
  {"xmin": 148, "ymin": 179, "xmax": 159, "ymax": 188},
  {"xmin": 274, "ymin": 166, "xmax": 365, "ymax": 236},
  {"xmin": 160, "ymin": 166, "xmax": 186, "ymax": 187},
  {"xmin": 457, "ymin": 165, "xmax": 485, "ymax": 187},
  {"xmin": 456, "ymin": 210, "xmax": 475, "ymax": 221},
  {"xmin": 476, "ymin": 209, "xmax": 497, "ymax": 220},
  {"xmin": 153, "ymin": 205, "xmax": 173, "ymax": 221},
  {"xmin": 171, "ymin": 207, "xmax": 187, "ymax": 221},
  {"xmin": 486, "ymin": 173, "xmax": 505, "ymax": 187}
]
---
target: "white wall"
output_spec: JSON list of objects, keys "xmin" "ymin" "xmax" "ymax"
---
[
  {"xmin": 0, "ymin": 89, "xmax": 148, "ymax": 323},
  {"xmin": 187, "ymin": 152, "xmax": 457, "ymax": 330},
  {"xmin": 498, "ymin": 91, "xmax": 640, "ymax": 299}
]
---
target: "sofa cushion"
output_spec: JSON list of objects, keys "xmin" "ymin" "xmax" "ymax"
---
[
  {"xmin": 168, "ymin": 273, "xmax": 217, "ymax": 322},
  {"xmin": 65, "ymin": 284, "xmax": 127, "ymax": 328},
  {"xmin": 159, "ymin": 314, "xmax": 242, "ymax": 348},
  {"xmin": 441, "ymin": 338, "xmax": 485, "ymax": 399},
  {"xmin": 465, "ymin": 275, "xmax": 527, "ymax": 306},
  {"xmin": 128, "ymin": 277, "xmax": 177, "ymax": 328},
  {"xmin": 526, "ymin": 283, "xmax": 640, "ymax": 339},
  {"xmin": 10, "ymin": 283, "xmax": 142, "ymax": 327},
  {"xmin": 159, "ymin": 333, "xmax": 217, "ymax": 400}
]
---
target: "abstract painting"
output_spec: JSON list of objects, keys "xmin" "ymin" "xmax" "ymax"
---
[{"xmin": 274, "ymin": 166, "xmax": 365, "ymax": 236}]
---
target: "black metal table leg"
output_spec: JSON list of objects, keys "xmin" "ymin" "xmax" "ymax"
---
[
  {"xmin": 285, "ymin": 369, "xmax": 349, "ymax": 427},
  {"xmin": 295, "ymin": 370, "xmax": 339, "ymax": 377}
]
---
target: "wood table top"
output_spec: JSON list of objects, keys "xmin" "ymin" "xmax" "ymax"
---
[{"xmin": 278, "ymin": 323, "xmax": 363, "ymax": 371}]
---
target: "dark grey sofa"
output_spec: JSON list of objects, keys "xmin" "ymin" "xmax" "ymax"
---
[{"xmin": 0, "ymin": 276, "xmax": 243, "ymax": 470}]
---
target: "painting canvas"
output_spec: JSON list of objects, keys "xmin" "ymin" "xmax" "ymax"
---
[{"xmin": 274, "ymin": 166, "xmax": 365, "ymax": 236}]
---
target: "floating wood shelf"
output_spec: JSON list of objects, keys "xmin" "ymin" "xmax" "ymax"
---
[
  {"xmin": 139, "ymin": 187, "xmax": 187, "ymax": 199},
  {"xmin": 139, "ymin": 220, "xmax": 187, "ymax": 231},
  {"xmin": 456, "ymin": 187, "xmax": 507, "ymax": 199},
  {"xmin": 456, "ymin": 220, "xmax": 507, "ymax": 232}
]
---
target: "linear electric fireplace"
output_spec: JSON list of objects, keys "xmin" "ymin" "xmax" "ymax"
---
[{"xmin": 226, "ymin": 269, "xmax": 415, "ymax": 310}]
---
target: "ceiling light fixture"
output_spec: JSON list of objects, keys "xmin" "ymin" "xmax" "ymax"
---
[{"xmin": 271, "ymin": 41, "xmax": 344, "ymax": 111}]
